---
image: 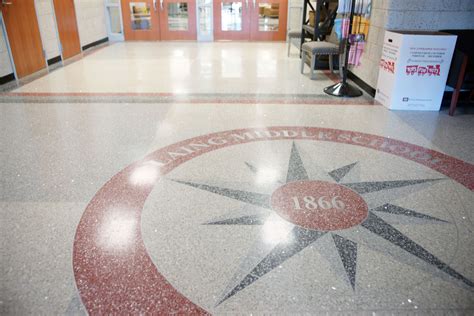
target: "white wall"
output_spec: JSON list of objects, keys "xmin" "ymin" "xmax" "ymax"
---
[
  {"xmin": 35, "ymin": 0, "xmax": 61, "ymax": 60},
  {"xmin": 74, "ymin": 0, "xmax": 108, "ymax": 47},
  {"xmin": 0, "ymin": 17, "xmax": 13, "ymax": 77},
  {"xmin": 36, "ymin": 0, "xmax": 109, "ymax": 57},
  {"xmin": 350, "ymin": 0, "xmax": 474, "ymax": 88},
  {"xmin": 348, "ymin": 0, "xmax": 389, "ymax": 89},
  {"xmin": 288, "ymin": 0, "xmax": 304, "ymax": 31},
  {"xmin": 1, "ymin": 0, "xmax": 108, "ymax": 81},
  {"xmin": 36, "ymin": 0, "xmax": 108, "ymax": 54}
]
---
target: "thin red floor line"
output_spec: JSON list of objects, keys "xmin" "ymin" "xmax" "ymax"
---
[
  {"xmin": 182, "ymin": 99, "xmax": 377, "ymax": 105},
  {"xmin": 2, "ymin": 92, "xmax": 173, "ymax": 97},
  {"xmin": 1, "ymin": 92, "xmax": 378, "ymax": 105}
]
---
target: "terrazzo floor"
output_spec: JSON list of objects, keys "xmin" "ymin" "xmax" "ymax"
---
[{"xmin": 1, "ymin": 42, "xmax": 473, "ymax": 315}]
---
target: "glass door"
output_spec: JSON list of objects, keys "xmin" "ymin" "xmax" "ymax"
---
[
  {"xmin": 121, "ymin": 0, "xmax": 160, "ymax": 40},
  {"xmin": 159, "ymin": 0, "xmax": 197, "ymax": 40},
  {"xmin": 213, "ymin": 0, "xmax": 250, "ymax": 40},
  {"xmin": 250, "ymin": 0, "xmax": 287, "ymax": 41}
]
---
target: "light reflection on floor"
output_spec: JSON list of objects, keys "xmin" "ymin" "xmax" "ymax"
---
[{"xmin": 1, "ymin": 41, "xmax": 473, "ymax": 315}]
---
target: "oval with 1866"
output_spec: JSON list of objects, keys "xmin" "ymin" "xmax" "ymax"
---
[{"xmin": 270, "ymin": 180, "xmax": 368, "ymax": 231}]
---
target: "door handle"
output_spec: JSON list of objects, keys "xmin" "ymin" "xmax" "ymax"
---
[
  {"xmin": 153, "ymin": 0, "xmax": 157, "ymax": 11},
  {"xmin": 160, "ymin": 0, "xmax": 164, "ymax": 10},
  {"xmin": 245, "ymin": 0, "xmax": 248, "ymax": 10},
  {"xmin": 253, "ymin": 0, "xmax": 256, "ymax": 8}
]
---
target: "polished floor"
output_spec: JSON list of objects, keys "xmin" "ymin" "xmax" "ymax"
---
[
  {"xmin": 1, "ymin": 42, "xmax": 473, "ymax": 315},
  {"xmin": 11, "ymin": 41, "xmax": 343, "ymax": 94}
]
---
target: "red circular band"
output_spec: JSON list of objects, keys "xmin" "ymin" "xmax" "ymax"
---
[{"xmin": 73, "ymin": 126, "xmax": 474, "ymax": 314}]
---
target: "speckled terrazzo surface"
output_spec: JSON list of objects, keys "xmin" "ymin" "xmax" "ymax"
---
[{"xmin": 1, "ymin": 42, "xmax": 473, "ymax": 315}]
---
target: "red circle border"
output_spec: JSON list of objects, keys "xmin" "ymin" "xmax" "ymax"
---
[{"xmin": 73, "ymin": 126, "xmax": 474, "ymax": 314}]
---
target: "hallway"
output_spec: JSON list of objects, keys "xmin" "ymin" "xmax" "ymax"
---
[
  {"xmin": 1, "ymin": 42, "xmax": 473, "ymax": 314},
  {"xmin": 12, "ymin": 42, "xmax": 343, "ymax": 95}
]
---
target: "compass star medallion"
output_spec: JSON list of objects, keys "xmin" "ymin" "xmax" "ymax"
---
[
  {"xmin": 140, "ymin": 137, "xmax": 473, "ymax": 311},
  {"xmin": 74, "ymin": 127, "xmax": 474, "ymax": 313}
]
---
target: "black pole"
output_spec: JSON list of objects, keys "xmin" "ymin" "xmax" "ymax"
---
[
  {"xmin": 300, "ymin": 0, "xmax": 308, "ymax": 58},
  {"xmin": 314, "ymin": 1, "xmax": 321, "ymax": 41},
  {"xmin": 342, "ymin": 0, "xmax": 355, "ymax": 84},
  {"xmin": 324, "ymin": 0, "xmax": 363, "ymax": 97}
]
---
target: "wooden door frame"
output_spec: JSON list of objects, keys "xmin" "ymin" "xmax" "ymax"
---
[
  {"xmin": 250, "ymin": 0, "xmax": 287, "ymax": 41},
  {"xmin": 159, "ymin": 0, "xmax": 197, "ymax": 40},
  {"xmin": 213, "ymin": 0, "xmax": 250, "ymax": 41},
  {"xmin": 121, "ymin": 0, "xmax": 161, "ymax": 41}
]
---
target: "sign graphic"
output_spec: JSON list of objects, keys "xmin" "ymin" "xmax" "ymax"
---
[
  {"xmin": 406, "ymin": 64, "xmax": 441, "ymax": 76},
  {"xmin": 380, "ymin": 58, "xmax": 395, "ymax": 74}
]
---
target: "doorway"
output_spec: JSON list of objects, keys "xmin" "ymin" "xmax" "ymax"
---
[
  {"xmin": 1, "ymin": 0, "xmax": 46, "ymax": 78},
  {"xmin": 121, "ymin": 0, "xmax": 196, "ymax": 40},
  {"xmin": 213, "ymin": 0, "xmax": 287, "ymax": 41}
]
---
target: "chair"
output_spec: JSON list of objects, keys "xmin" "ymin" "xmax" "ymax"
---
[
  {"xmin": 447, "ymin": 49, "xmax": 473, "ymax": 115},
  {"xmin": 287, "ymin": 31, "xmax": 302, "ymax": 56},
  {"xmin": 441, "ymin": 30, "xmax": 474, "ymax": 116},
  {"xmin": 300, "ymin": 36, "xmax": 344, "ymax": 79}
]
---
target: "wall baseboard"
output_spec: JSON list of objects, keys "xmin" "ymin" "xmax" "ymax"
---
[
  {"xmin": 0, "ymin": 73, "xmax": 15, "ymax": 85},
  {"xmin": 348, "ymin": 71, "xmax": 376, "ymax": 97},
  {"xmin": 47, "ymin": 55, "xmax": 62, "ymax": 66},
  {"xmin": 82, "ymin": 37, "xmax": 109, "ymax": 51}
]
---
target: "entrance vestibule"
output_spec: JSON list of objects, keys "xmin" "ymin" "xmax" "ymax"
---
[{"xmin": 120, "ymin": 0, "xmax": 288, "ymax": 41}]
